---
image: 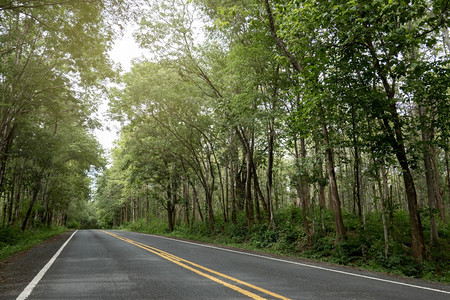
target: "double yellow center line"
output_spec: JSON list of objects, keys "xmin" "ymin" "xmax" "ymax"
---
[{"xmin": 101, "ymin": 230, "xmax": 290, "ymax": 300}]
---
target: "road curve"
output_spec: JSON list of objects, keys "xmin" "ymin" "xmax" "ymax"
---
[{"xmin": 13, "ymin": 230, "xmax": 450, "ymax": 299}]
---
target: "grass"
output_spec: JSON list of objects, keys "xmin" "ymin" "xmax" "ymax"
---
[{"xmin": 0, "ymin": 226, "xmax": 67, "ymax": 262}]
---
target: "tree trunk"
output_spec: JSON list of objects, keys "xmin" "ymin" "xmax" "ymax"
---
[
  {"xmin": 183, "ymin": 179, "xmax": 190, "ymax": 226},
  {"xmin": 433, "ymin": 148, "xmax": 445, "ymax": 222},
  {"xmin": 398, "ymin": 146, "xmax": 425, "ymax": 263},
  {"xmin": 352, "ymin": 107, "xmax": 362, "ymax": 222},
  {"xmin": 254, "ymin": 174, "xmax": 261, "ymax": 222},
  {"xmin": 217, "ymin": 165, "xmax": 227, "ymax": 223},
  {"xmin": 167, "ymin": 199, "xmax": 175, "ymax": 231},
  {"xmin": 191, "ymin": 182, "xmax": 203, "ymax": 222},
  {"xmin": 206, "ymin": 187, "xmax": 215, "ymax": 233},
  {"xmin": 146, "ymin": 191, "xmax": 150, "ymax": 225},
  {"xmin": 421, "ymin": 127, "xmax": 440, "ymax": 245},
  {"xmin": 225, "ymin": 164, "xmax": 229, "ymax": 223},
  {"xmin": 315, "ymin": 145, "xmax": 327, "ymax": 217},
  {"xmin": 229, "ymin": 133, "xmax": 237, "ymax": 224},
  {"xmin": 12, "ymin": 182, "xmax": 22, "ymax": 225},
  {"xmin": 245, "ymin": 145, "xmax": 254, "ymax": 227},
  {"xmin": 418, "ymin": 100, "xmax": 443, "ymax": 243},
  {"xmin": 166, "ymin": 183, "xmax": 175, "ymax": 231},
  {"xmin": 0, "ymin": 124, "xmax": 16, "ymax": 198},
  {"xmin": 366, "ymin": 32, "xmax": 425, "ymax": 262},
  {"xmin": 319, "ymin": 103, "xmax": 346, "ymax": 240},
  {"xmin": 380, "ymin": 107, "xmax": 425, "ymax": 263},
  {"xmin": 7, "ymin": 188, "xmax": 13, "ymax": 225},
  {"xmin": 266, "ymin": 117, "xmax": 275, "ymax": 227},
  {"xmin": 21, "ymin": 181, "xmax": 41, "ymax": 231},
  {"xmin": 445, "ymin": 149, "xmax": 450, "ymax": 221},
  {"xmin": 294, "ymin": 138, "xmax": 311, "ymax": 242},
  {"xmin": 372, "ymin": 166, "xmax": 389, "ymax": 259}
]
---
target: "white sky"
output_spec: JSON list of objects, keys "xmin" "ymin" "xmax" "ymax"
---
[
  {"xmin": 93, "ymin": 27, "xmax": 148, "ymax": 155},
  {"xmin": 93, "ymin": 1, "xmax": 203, "ymax": 155}
]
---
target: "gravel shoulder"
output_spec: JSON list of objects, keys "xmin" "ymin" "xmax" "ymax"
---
[{"xmin": 0, "ymin": 230, "xmax": 74, "ymax": 300}]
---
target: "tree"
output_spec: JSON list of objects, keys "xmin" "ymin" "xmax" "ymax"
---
[
  {"xmin": 267, "ymin": 0, "xmax": 449, "ymax": 263},
  {"xmin": 0, "ymin": 0, "xmax": 127, "ymax": 230}
]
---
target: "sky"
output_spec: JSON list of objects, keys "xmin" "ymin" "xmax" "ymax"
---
[
  {"xmin": 93, "ymin": 27, "xmax": 148, "ymax": 154},
  {"xmin": 93, "ymin": 2, "xmax": 202, "ymax": 155}
]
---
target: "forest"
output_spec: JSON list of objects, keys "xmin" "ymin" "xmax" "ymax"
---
[{"xmin": 1, "ymin": 0, "xmax": 449, "ymax": 281}]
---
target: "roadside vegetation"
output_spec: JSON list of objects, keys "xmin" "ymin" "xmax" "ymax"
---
[{"xmin": 0, "ymin": 226, "xmax": 66, "ymax": 262}]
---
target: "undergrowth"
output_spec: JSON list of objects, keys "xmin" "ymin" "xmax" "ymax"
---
[{"xmin": 0, "ymin": 226, "xmax": 67, "ymax": 261}]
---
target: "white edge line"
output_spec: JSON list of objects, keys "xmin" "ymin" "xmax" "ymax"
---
[
  {"xmin": 16, "ymin": 230, "xmax": 78, "ymax": 300},
  {"xmin": 117, "ymin": 230, "xmax": 450, "ymax": 295}
]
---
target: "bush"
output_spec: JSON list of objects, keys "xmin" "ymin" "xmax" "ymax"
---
[{"xmin": 0, "ymin": 226, "xmax": 67, "ymax": 261}]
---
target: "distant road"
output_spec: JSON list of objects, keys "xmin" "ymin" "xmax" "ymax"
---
[{"xmin": 10, "ymin": 230, "xmax": 450, "ymax": 299}]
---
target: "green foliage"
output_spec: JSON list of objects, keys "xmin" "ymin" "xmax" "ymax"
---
[
  {"xmin": 0, "ymin": 226, "xmax": 67, "ymax": 261},
  {"xmin": 0, "ymin": 0, "xmax": 126, "ymax": 232},
  {"xmin": 119, "ymin": 218, "xmax": 169, "ymax": 235}
]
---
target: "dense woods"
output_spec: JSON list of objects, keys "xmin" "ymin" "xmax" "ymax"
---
[
  {"xmin": 0, "ymin": 0, "xmax": 133, "ymax": 231},
  {"xmin": 1, "ymin": 0, "xmax": 449, "ymax": 280}
]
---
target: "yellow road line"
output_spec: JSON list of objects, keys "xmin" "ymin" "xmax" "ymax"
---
[{"xmin": 101, "ymin": 230, "xmax": 290, "ymax": 300}]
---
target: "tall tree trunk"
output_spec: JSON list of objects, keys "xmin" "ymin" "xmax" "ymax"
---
[
  {"xmin": 235, "ymin": 164, "xmax": 246, "ymax": 211},
  {"xmin": 245, "ymin": 144, "xmax": 254, "ymax": 227},
  {"xmin": 445, "ymin": 149, "xmax": 450, "ymax": 221},
  {"xmin": 229, "ymin": 130, "xmax": 237, "ymax": 224},
  {"xmin": 12, "ymin": 182, "xmax": 22, "ymax": 225},
  {"xmin": 266, "ymin": 64, "xmax": 279, "ymax": 227},
  {"xmin": 254, "ymin": 174, "xmax": 261, "ymax": 222},
  {"xmin": 338, "ymin": 151, "xmax": 345, "ymax": 210},
  {"xmin": 21, "ymin": 180, "xmax": 41, "ymax": 231},
  {"xmin": 166, "ymin": 183, "xmax": 175, "ymax": 231},
  {"xmin": 167, "ymin": 199, "xmax": 175, "ymax": 231},
  {"xmin": 206, "ymin": 187, "xmax": 215, "ymax": 233},
  {"xmin": 315, "ymin": 144, "xmax": 327, "ymax": 218},
  {"xmin": 191, "ymin": 182, "xmax": 203, "ymax": 222},
  {"xmin": 7, "ymin": 185, "xmax": 13, "ymax": 225},
  {"xmin": 433, "ymin": 148, "xmax": 445, "ymax": 222},
  {"xmin": 418, "ymin": 88, "xmax": 445, "ymax": 237},
  {"xmin": 319, "ymin": 103, "xmax": 346, "ymax": 240},
  {"xmin": 217, "ymin": 165, "xmax": 227, "ymax": 223},
  {"xmin": 266, "ymin": 117, "xmax": 275, "ymax": 227},
  {"xmin": 380, "ymin": 107, "xmax": 425, "ymax": 263},
  {"xmin": 131, "ymin": 198, "xmax": 136, "ymax": 223},
  {"xmin": 146, "ymin": 190, "xmax": 150, "ymax": 225},
  {"xmin": 0, "ymin": 124, "xmax": 16, "ymax": 197},
  {"xmin": 351, "ymin": 107, "xmax": 362, "ymax": 222},
  {"xmin": 183, "ymin": 179, "xmax": 190, "ymax": 226},
  {"xmin": 236, "ymin": 127, "xmax": 258, "ymax": 226},
  {"xmin": 294, "ymin": 138, "xmax": 311, "ymax": 243},
  {"xmin": 225, "ymin": 163, "xmax": 229, "ymax": 223},
  {"xmin": 421, "ymin": 121, "xmax": 440, "ymax": 245},
  {"xmin": 377, "ymin": 166, "xmax": 390, "ymax": 259},
  {"xmin": 367, "ymin": 33, "xmax": 425, "ymax": 263}
]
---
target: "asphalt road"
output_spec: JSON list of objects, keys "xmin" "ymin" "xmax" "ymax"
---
[{"xmin": 10, "ymin": 230, "xmax": 450, "ymax": 299}]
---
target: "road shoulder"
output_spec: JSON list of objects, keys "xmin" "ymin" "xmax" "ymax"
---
[{"xmin": 0, "ymin": 230, "xmax": 74, "ymax": 300}]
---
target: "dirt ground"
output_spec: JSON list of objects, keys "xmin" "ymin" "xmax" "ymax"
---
[{"xmin": 0, "ymin": 230, "xmax": 73, "ymax": 300}]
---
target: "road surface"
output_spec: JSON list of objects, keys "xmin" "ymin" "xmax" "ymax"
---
[{"xmin": 5, "ymin": 230, "xmax": 450, "ymax": 299}]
